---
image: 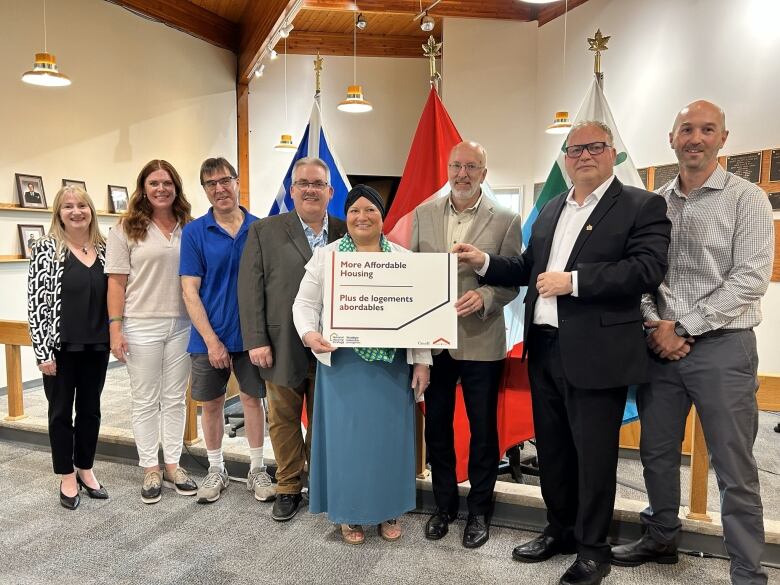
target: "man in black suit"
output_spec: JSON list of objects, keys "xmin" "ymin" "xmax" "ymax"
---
[
  {"xmin": 454, "ymin": 121, "xmax": 671, "ymax": 585},
  {"xmin": 24, "ymin": 182, "xmax": 42, "ymax": 205}
]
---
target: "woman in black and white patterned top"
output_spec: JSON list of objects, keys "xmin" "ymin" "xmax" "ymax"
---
[{"xmin": 27, "ymin": 186, "xmax": 110, "ymax": 510}]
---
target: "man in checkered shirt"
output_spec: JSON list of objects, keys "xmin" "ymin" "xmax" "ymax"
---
[{"xmin": 612, "ymin": 100, "xmax": 774, "ymax": 585}]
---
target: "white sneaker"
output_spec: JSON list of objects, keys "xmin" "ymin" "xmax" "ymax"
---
[
  {"xmin": 197, "ymin": 466, "xmax": 229, "ymax": 503},
  {"xmin": 247, "ymin": 467, "xmax": 277, "ymax": 502}
]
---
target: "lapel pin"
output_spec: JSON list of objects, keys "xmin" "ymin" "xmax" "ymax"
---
[{"xmin": 585, "ymin": 224, "xmax": 593, "ymax": 231}]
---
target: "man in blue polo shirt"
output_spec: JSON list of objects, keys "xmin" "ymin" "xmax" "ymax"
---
[{"xmin": 180, "ymin": 157, "xmax": 275, "ymax": 504}]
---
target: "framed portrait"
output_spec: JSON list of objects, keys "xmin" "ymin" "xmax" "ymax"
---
[
  {"xmin": 15, "ymin": 173, "xmax": 47, "ymax": 209},
  {"xmin": 18, "ymin": 224, "xmax": 46, "ymax": 259},
  {"xmin": 62, "ymin": 179, "xmax": 87, "ymax": 191},
  {"xmin": 108, "ymin": 184, "xmax": 129, "ymax": 213}
]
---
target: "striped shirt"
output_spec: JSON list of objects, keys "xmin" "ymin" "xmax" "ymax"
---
[{"xmin": 640, "ymin": 165, "xmax": 774, "ymax": 335}]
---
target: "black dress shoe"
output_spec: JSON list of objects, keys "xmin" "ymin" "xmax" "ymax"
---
[
  {"xmin": 77, "ymin": 473, "xmax": 109, "ymax": 499},
  {"xmin": 59, "ymin": 482, "xmax": 80, "ymax": 510},
  {"xmin": 611, "ymin": 534, "xmax": 678, "ymax": 567},
  {"xmin": 462, "ymin": 514, "xmax": 489, "ymax": 549},
  {"xmin": 559, "ymin": 559, "xmax": 611, "ymax": 585},
  {"xmin": 512, "ymin": 534, "xmax": 577, "ymax": 562},
  {"xmin": 272, "ymin": 493, "xmax": 302, "ymax": 522},
  {"xmin": 425, "ymin": 511, "xmax": 454, "ymax": 540}
]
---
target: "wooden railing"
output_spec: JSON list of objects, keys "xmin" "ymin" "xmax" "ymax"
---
[
  {"xmin": 0, "ymin": 320, "xmax": 31, "ymax": 421},
  {"xmin": 3, "ymin": 317, "xmax": 778, "ymax": 523}
]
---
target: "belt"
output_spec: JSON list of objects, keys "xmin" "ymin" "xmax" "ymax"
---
[
  {"xmin": 531, "ymin": 324, "xmax": 559, "ymax": 335},
  {"xmin": 694, "ymin": 327, "xmax": 751, "ymax": 339}
]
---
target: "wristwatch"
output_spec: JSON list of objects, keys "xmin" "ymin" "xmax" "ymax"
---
[{"xmin": 674, "ymin": 321, "xmax": 690, "ymax": 338}]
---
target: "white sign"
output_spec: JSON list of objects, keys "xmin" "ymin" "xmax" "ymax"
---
[{"xmin": 323, "ymin": 252, "xmax": 458, "ymax": 349}]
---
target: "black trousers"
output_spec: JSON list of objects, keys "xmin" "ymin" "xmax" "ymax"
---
[
  {"xmin": 424, "ymin": 351, "xmax": 504, "ymax": 516},
  {"xmin": 42, "ymin": 350, "xmax": 109, "ymax": 474},
  {"xmin": 527, "ymin": 326, "xmax": 627, "ymax": 563}
]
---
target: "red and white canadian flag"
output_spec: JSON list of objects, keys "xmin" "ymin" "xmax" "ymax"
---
[{"xmin": 383, "ymin": 88, "xmax": 462, "ymax": 247}]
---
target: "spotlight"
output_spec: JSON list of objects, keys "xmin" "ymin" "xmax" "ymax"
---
[
  {"xmin": 270, "ymin": 49, "xmax": 278, "ymax": 59},
  {"xmin": 279, "ymin": 22, "xmax": 294, "ymax": 38},
  {"xmin": 254, "ymin": 64, "xmax": 265, "ymax": 78},
  {"xmin": 420, "ymin": 12, "xmax": 434, "ymax": 32},
  {"xmin": 356, "ymin": 13, "xmax": 367, "ymax": 30}
]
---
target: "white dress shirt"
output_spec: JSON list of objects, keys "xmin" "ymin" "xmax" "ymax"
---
[{"xmin": 477, "ymin": 175, "xmax": 615, "ymax": 327}]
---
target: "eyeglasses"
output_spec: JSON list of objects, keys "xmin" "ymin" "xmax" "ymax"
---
[
  {"xmin": 202, "ymin": 176, "xmax": 236, "ymax": 190},
  {"xmin": 293, "ymin": 180, "xmax": 329, "ymax": 190},
  {"xmin": 564, "ymin": 141, "xmax": 613, "ymax": 158},
  {"xmin": 448, "ymin": 162, "xmax": 485, "ymax": 174}
]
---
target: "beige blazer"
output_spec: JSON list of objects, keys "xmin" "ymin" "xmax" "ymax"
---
[
  {"xmin": 411, "ymin": 194, "xmax": 522, "ymax": 361},
  {"xmin": 237, "ymin": 211, "xmax": 346, "ymax": 388}
]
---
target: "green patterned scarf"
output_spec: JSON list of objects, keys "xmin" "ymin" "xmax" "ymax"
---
[{"xmin": 338, "ymin": 233, "xmax": 396, "ymax": 364}]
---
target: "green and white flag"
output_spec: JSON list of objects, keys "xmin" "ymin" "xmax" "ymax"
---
[{"xmin": 522, "ymin": 77, "xmax": 644, "ymax": 246}]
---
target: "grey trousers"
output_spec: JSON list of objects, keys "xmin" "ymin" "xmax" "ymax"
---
[{"xmin": 637, "ymin": 330, "xmax": 767, "ymax": 585}]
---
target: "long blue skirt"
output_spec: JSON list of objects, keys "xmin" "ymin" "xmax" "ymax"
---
[{"xmin": 309, "ymin": 349, "xmax": 416, "ymax": 525}]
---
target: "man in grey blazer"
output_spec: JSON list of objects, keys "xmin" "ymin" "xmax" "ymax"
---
[
  {"xmin": 412, "ymin": 141, "xmax": 522, "ymax": 548},
  {"xmin": 238, "ymin": 157, "xmax": 346, "ymax": 522}
]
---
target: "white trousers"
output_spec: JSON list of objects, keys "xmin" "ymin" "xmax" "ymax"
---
[{"xmin": 123, "ymin": 317, "xmax": 191, "ymax": 468}]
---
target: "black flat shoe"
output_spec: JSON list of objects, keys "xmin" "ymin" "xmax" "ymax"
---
[
  {"xmin": 559, "ymin": 559, "xmax": 611, "ymax": 585},
  {"xmin": 77, "ymin": 473, "xmax": 109, "ymax": 499},
  {"xmin": 59, "ymin": 482, "xmax": 80, "ymax": 510},
  {"xmin": 512, "ymin": 534, "xmax": 577, "ymax": 562},
  {"xmin": 611, "ymin": 534, "xmax": 678, "ymax": 567},
  {"xmin": 462, "ymin": 514, "xmax": 489, "ymax": 549},
  {"xmin": 425, "ymin": 511, "xmax": 455, "ymax": 540}
]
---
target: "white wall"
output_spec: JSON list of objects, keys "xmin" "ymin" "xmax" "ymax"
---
[
  {"xmin": 441, "ymin": 18, "xmax": 539, "ymax": 190},
  {"xmin": 248, "ymin": 54, "xmax": 430, "ymax": 214},
  {"xmin": 533, "ymin": 0, "xmax": 780, "ymax": 371},
  {"xmin": 0, "ymin": 0, "xmax": 237, "ymax": 384}
]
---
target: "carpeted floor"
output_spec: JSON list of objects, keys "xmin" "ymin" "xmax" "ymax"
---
[{"xmin": 1, "ymin": 440, "xmax": 777, "ymax": 585}]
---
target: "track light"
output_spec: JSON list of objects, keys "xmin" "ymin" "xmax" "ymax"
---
[
  {"xmin": 356, "ymin": 13, "xmax": 367, "ymax": 30},
  {"xmin": 270, "ymin": 49, "xmax": 278, "ymax": 59},
  {"xmin": 420, "ymin": 12, "xmax": 434, "ymax": 32},
  {"xmin": 254, "ymin": 64, "xmax": 265, "ymax": 78},
  {"xmin": 279, "ymin": 22, "xmax": 294, "ymax": 38}
]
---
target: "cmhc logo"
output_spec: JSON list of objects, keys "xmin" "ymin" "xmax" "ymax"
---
[
  {"xmin": 432, "ymin": 337, "xmax": 450, "ymax": 346},
  {"xmin": 329, "ymin": 333, "xmax": 344, "ymax": 344}
]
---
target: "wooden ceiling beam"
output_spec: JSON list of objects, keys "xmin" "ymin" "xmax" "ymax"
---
[
  {"xmin": 106, "ymin": 0, "xmax": 238, "ymax": 52},
  {"xmin": 301, "ymin": 0, "xmax": 532, "ymax": 20},
  {"xmin": 537, "ymin": 0, "xmax": 590, "ymax": 26},
  {"xmin": 277, "ymin": 30, "xmax": 431, "ymax": 58},
  {"xmin": 238, "ymin": 0, "xmax": 301, "ymax": 83}
]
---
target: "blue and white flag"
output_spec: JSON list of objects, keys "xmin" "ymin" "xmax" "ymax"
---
[{"xmin": 268, "ymin": 98, "xmax": 351, "ymax": 219}]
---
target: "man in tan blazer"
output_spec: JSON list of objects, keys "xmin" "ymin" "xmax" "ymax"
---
[
  {"xmin": 411, "ymin": 141, "xmax": 522, "ymax": 548},
  {"xmin": 238, "ymin": 157, "xmax": 346, "ymax": 522}
]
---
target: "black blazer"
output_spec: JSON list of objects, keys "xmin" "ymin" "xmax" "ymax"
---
[{"xmin": 483, "ymin": 178, "xmax": 671, "ymax": 389}]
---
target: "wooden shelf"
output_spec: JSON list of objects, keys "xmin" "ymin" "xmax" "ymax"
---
[{"xmin": 0, "ymin": 203, "xmax": 122, "ymax": 218}]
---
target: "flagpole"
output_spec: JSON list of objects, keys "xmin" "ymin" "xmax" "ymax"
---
[
  {"xmin": 587, "ymin": 29, "xmax": 610, "ymax": 87},
  {"xmin": 313, "ymin": 52, "xmax": 323, "ymax": 99}
]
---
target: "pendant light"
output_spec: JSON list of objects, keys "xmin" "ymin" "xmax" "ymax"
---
[
  {"xmin": 338, "ymin": 11, "xmax": 372, "ymax": 113},
  {"xmin": 274, "ymin": 36, "xmax": 297, "ymax": 151},
  {"xmin": 21, "ymin": 0, "xmax": 71, "ymax": 87},
  {"xmin": 545, "ymin": 0, "xmax": 572, "ymax": 134}
]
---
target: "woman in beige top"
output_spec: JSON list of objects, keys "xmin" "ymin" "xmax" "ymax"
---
[{"xmin": 105, "ymin": 159, "xmax": 197, "ymax": 504}]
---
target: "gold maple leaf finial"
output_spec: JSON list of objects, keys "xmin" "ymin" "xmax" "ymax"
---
[
  {"xmin": 587, "ymin": 29, "xmax": 610, "ymax": 76},
  {"xmin": 422, "ymin": 36, "xmax": 442, "ymax": 91}
]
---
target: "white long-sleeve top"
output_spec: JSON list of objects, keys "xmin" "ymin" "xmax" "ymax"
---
[{"xmin": 292, "ymin": 237, "xmax": 433, "ymax": 368}]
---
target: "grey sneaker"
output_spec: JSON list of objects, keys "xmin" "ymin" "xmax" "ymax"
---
[
  {"xmin": 247, "ymin": 467, "xmax": 277, "ymax": 502},
  {"xmin": 141, "ymin": 470, "xmax": 162, "ymax": 504},
  {"xmin": 163, "ymin": 467, "xmax": 198, "ymax": 496},
  {"xmin": 197, "ymin": 466, "xmax": 229, "ymax": 503}
]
